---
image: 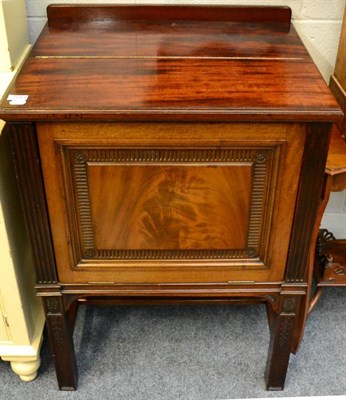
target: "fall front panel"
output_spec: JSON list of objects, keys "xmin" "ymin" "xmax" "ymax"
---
[{"xmin": 36, "ymin": 122, "xmax": 305, "ymax": 283}]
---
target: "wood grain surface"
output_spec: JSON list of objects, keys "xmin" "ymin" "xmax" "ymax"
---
[
  {"xmin": 0, "ymin": 6, "xmax": 341, "ymax": 122},
  {"xmin": 1, "ymin": 57, "xmax": 339, "ymax": 122},
  {"xmin": 88, "ymin": 164, "xmax": 251, "ymax": 250},
  {"xmin": 46, "ymin": 5, "xmax": 292, "ymax": 25},
  {"xmin": 32, "ymin": 22, "xmax": 303, "ymax": 58}
]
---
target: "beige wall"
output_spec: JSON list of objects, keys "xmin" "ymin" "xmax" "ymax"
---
[{"xmin": 0, "ymin": 0, "xmax": 29, "ymax": 72}]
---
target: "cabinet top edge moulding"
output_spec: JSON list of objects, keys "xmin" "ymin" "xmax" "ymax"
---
[{"xmin": 0, "ymin": 4, "xmax": 342, "ymax": 123}]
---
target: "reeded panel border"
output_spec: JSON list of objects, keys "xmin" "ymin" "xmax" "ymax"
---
[{"xmin": 62, "ymin": 147, "xmax": 277, "ymax": 263}]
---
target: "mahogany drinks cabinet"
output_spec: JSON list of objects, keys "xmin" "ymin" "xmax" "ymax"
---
[{"xmin": 0, "ymin": 5, "xmax": 342, "ymax": 391}]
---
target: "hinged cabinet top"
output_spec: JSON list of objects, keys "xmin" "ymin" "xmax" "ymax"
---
[{"xmin": 0, "ymin": 5, "xmax": 342, "ymax": 122}]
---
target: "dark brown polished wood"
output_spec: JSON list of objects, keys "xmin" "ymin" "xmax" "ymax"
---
[
  {"xmin": 0, "ymin": 6, "xmax": 339, "ymax": 122},
  {"xmin": 0, "ymin": 5, "xmax": 342, "ymax": 391}
]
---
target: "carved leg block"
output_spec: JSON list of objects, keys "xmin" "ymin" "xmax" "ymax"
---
[
  {"xmin": 265, "ymin": 295, "xmax": 300, "ymax": 390},
  {"xmin": 43, "ymin": 297, "xmax": 78, "ymax": 390}
]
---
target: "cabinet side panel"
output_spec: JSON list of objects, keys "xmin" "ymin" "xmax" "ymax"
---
[{"xmin": 6, "ymin": 122, "xmax": 58, "ymax": 284}]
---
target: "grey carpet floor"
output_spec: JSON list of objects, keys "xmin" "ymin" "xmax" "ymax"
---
[{"xmin": 1, "ymin": 287, "xmax": 345, "ymax": 400}]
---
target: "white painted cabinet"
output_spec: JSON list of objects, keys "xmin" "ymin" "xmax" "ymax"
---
[
  {"xmin": 0, "ymin": 173, "xmax": 44, "ymax": 380},
  {"xmin": 0, "ymin": 0, "xmax": 44, "ymax": 381}
]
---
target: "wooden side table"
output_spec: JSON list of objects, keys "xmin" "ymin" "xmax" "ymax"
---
[
  {"xmin": 310, "ymin": 127, "xmax": 346, "ymax": 311},
  {"xmin": 0, "ymin": 5, "xmax": 342, "ymax": 391},
  {"xmin": 309, "ymin": 5, "xmax": 346, "ymax": 311}
]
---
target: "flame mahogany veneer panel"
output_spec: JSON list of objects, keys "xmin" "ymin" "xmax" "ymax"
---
[{"xmin": 88, "ymin": 164, "xmax": 252, "ymax": 250}]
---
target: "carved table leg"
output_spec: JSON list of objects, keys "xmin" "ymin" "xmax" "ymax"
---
[
  {"xmin": 285, "ymin": 125, "xmax": 332, "ymax": 353},
  {"xmin": 6, "ymin": 123, "xmax": 78, "ymax": 390},
  {"xmin": 43, "ymin": 296, "xmax": 78, "ymax": 390},
  {"xmin": 265, "ymin": 295, "xmax": 300, "ymax": 390}
]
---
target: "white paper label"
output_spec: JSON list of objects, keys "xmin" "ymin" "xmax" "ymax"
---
[{"xmin": 7, "ymin": 94, "xmax": 28, "ymax": 105}]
